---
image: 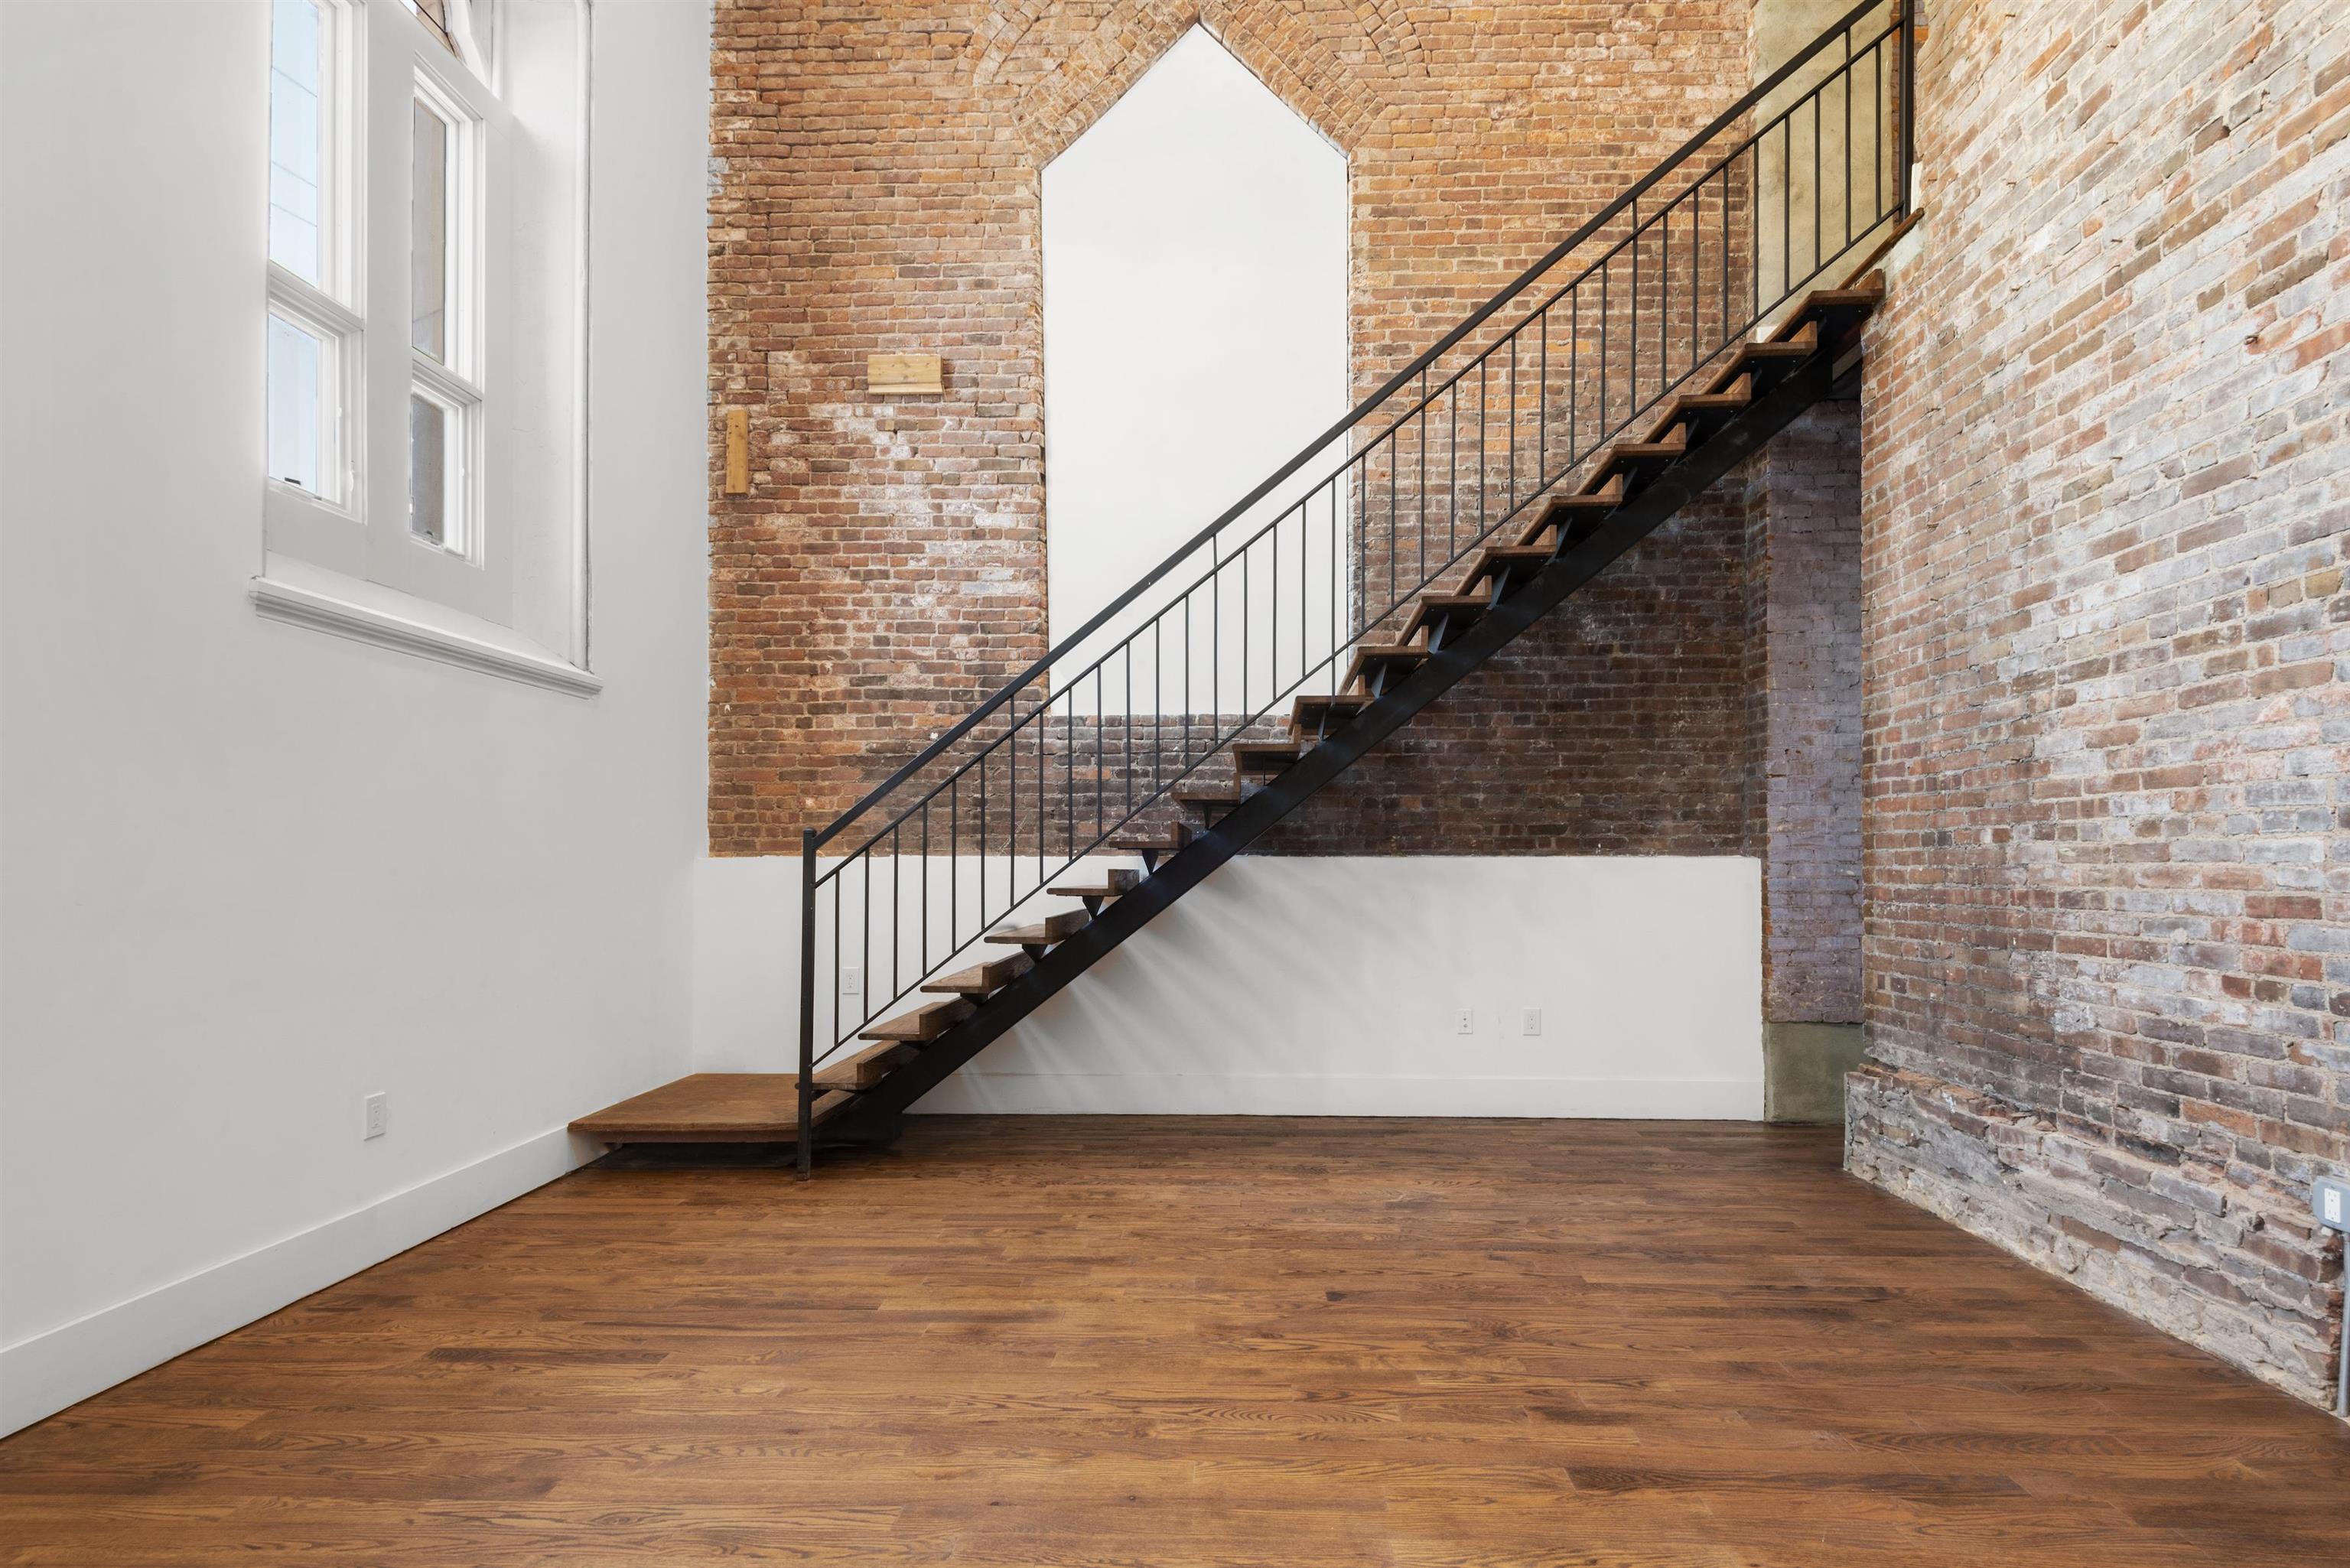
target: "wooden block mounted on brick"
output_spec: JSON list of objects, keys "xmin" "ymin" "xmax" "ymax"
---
[{"xmin": 867, "ymin": 353, "xmax": 942, "ymax": 395}]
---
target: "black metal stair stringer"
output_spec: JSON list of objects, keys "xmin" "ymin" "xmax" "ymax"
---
[{"xmin": 815, "ymin": 345, "xmax": 1842, "ymax": 1150}]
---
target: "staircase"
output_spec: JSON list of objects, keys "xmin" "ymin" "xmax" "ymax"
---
[{"xmin": 575, "ymin": 1, "xmax": 1917, "ymax": 1170}]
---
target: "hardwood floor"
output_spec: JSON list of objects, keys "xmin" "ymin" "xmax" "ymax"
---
[{"xmin": 3, "ymin": 1118, "xmax": 2345, "ymax": 1565}]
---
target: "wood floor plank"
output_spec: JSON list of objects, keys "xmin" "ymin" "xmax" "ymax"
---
[{"xmin": 2, "ymin": 1118, "xmax": 2345, "ymax": 1566}]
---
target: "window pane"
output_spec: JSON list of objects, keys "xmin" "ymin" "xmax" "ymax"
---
[
  {"xmin": 409, "ymin": 392, "xmax": 448, "ymax": 545},
  {"xmin": 411, "ymin": 100, "xmax": 449, "ymax": 360},
  {"xmin": 269, "ymin": 0, "xmax": 324, "ymax": 281},
  {"xmin": 267, "ymin": 314, "xmax": 324, "ymax": 492}
]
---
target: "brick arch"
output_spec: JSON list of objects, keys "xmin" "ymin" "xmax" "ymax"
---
[{"xmin": 969, "ymin": 0, "xmax": 1411, "ymax": 164}]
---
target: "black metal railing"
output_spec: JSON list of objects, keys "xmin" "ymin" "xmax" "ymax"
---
[{"xmin": 794, "ymin": 0, "xmax": 1917, "ymax": 1164}]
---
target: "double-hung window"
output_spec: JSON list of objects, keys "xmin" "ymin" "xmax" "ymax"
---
[
  {"xmin": 260, "ymin": 0, "xmax": 592, "ymax": 685},
  {"xmin": 266, "ymin": 0, "xmax": 358, "ymax": 507}
]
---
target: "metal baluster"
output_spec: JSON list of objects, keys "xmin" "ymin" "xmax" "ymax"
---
[
  {"xmin": 1417, "ymin": 369, "xmax": 1430, "ymax": 586},
  {"xmin": 797, "ymin": 832, "xmax": 816, "ymax": 1177},
  {"xmin": 890, "ymin": 821, "xmax": 900, "ymax": 1016},
  {"xmin": 1889, "ymin": 5, "xmax": 1908, "ymax": 220},
  {"xmin": 1843, "ymin": 26, "xmax": 1854, "ymax": 250},
  {"xmin": 1600, "ymin": 258, "xmax": 1610, "ymax": 440},
  {"xmin": 1569, "ymin": 288, "xmax": 1579, "ymax": 464},
  {"xmin": 1448, "ymin": 376, "xmax": 1459, "ymax": 560},
  {"xmin": 1508, "ymin": 332, "xmax": 1518, "ymax": 516},
  {"xmin": 1782, "ymin": 119, "xmax": 1792, "ymax": 309},
  {"xmin": 1007, "ymin": 702, "xmax": 1016, "ymax": 903}
]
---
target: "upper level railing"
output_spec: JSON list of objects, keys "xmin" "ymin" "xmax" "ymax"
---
[{"xmin": 796, "ymin": 0, "xmax": 1915, "ymax": 1114}]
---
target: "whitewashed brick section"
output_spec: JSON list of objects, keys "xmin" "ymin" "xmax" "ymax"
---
[{"xmin": 1850, "ymin": 0, "xmax": 2350, "ymax": 1406}]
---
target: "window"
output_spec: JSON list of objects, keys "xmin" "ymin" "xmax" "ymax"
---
[
  {"xmin": 265, "ymin": 0, "xmax": 356, "ymax": 506},
  {"xmin": 406, "ymin": 78, "xmax": 481, "ymax": 555},
  {"xmin": 258, "ymin": 0, "xmax": 592, "ymax": 685}
]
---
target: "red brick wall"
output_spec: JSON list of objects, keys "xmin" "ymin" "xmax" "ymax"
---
[
  {"xmin": 1847, "ymin": 0, "xmax": 2350, "ymax": 1404},
  {"xmin": 1254, "ymin": 490, "xmax": 1765, "ymax": 856},
  {"xmin": 707, "ymin": 0, "xmax": 1762, "ymax": 853}
]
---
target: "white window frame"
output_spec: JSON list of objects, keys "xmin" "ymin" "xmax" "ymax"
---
[
  {"xmin": 406, "ymin": 67, "xmax": 486, "ymax": 560},
  {"xmin": 257, "ymin": 0, "xmax": 593, "ymax": 694},
  {"xmin": 265, "ymin": 0, "xmax": 362, "ymax": 514}
]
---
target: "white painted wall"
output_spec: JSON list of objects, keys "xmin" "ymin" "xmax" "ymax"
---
[
  {"xmin": 0, "ymin": 0, "xmax": 711, "ymax": 1433},
  {"xmin": 696, "ymin": 854, "xmax": 1764, "ymax": 1118},
  {"xmin": 1042, "ymin": 27, "xmax": 1349, "ymax": 714}
]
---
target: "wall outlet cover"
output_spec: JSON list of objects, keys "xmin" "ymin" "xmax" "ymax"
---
[
  {"xmin": 1454, "ymin": 1007, "xmax": 1475, "ymax": 1036},
  {"xmin": 1521, "ymin": 1007, "xmax": 1541, "ymax": 1036},
  {"xmin": 2315, "ymin": 1174, "xmax": 2349, "ymax": 1233},
  {"xmin": 363, "ymin": 1091, "xmax": 388, "ymax": 1141}
]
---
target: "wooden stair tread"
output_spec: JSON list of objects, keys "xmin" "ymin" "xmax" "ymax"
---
[
  {"xmin": 1233, "ymin": 740, "xmax": 1304, "ymax": 771},
  {"xmin": 1401, "ymin": 594, "xmax": 1492, "ymax": 645},
  {"xmin": 1704, "ymin": 323, "xmax": 1818, "ymax": 394},
  {"xmin": 1516, "ymin": 481, "xmax": 1624, "ymax": 545},
  {"xmin": 1291, "ymin": 691, "xmax": 1372, "ymax": 727},
  {"xmin": 859, "ymin": 995, "xmax": 978, "ymax": 1043},
  {"xmin": 921, "ymin": 951, "xmax": 1034, "ymax": 997},
  {"xmin": 983, "ymin": 908, "xmax": 1090, "ymax": 947},
  {"xmin": 1465, "ymin": 545, "xmax": 1556, "ymax": 589},
  {"xmin": 571, "ymin": 1073, "xmax": 851, "ymax": 1141},
  {"xmin": 1173, "ymin": 781, "xmax": 1243, "ymax": 805},
  {"xmin": 817, "ymin": 1040, "xmax": 914, "ymax": 1088},
  {"xmin": 1636, "ymin": 377, "xmax": 1753, "ymax": 445},
  {"xmin": 1047, "ymin": 867, "xmax": 1142, "ymax": 899},
  {"xmin": 1112, "ymin": 823, "xmax": 1193, "ymax": 852},
  {"xmin": 1341, "ymin": 644, "xmax": 1427, "ymax": 693},
  {"xmin": 1769, "ymin": 277, "xmax": 1884, "ymax": 343}
]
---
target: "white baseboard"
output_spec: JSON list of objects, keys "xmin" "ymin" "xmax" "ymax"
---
[
  {"xmin": 915, "ymin": 1072, "xmax": 1765, "ymax": 1118},
  {"xmin": 0, "ymin": 1126, "xmax": 589, "ymax": 1436}
]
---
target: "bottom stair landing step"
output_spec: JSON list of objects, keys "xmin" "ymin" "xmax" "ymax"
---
[{"xmin": 570, "ymin": 1072, "xmax": 850, "ymax": 1143}]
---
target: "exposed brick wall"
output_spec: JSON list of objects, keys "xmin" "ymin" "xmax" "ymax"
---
[
  {"xmin": 707, "ymin": 0, "xmax": 1762, "ymax": 853},
  {"xmin": 1847, "ymin": 0, "xmax": 2350, "ymax": 1404},
  {"xmin": 1753, "ymin": 400, "xmax": 1863, "ymax": 1021},
  {"xmin": 1255, "ymin": 490, "xmax": 1764, "ymax": 856}
]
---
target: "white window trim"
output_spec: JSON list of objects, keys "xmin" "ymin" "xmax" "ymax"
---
[
  {"xmin": 253, "ymin": 554, "xmax": 602, "ymax": 696},
  {"xmin": 257, "ymin": 0, "xmax": 596, "ymax": 695}
]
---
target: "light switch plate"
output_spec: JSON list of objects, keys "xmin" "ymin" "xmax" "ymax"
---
[{"xmin": 2315, "ymin": 1175, "xmax": 2349, "ymax": 1233}]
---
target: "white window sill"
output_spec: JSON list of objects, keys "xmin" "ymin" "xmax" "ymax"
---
[{"xmin": 251, "ymin": 555, "xmax": 601, "ymax": 698}]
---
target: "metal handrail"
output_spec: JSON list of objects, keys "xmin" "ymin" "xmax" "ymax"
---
[
  {"xmin": 808, "ymin": 0, "xmax": 1900, "ymax": 853},
  {"xmin": 794, "ymin": 2, "xmax": 1917, "ymax": 1171}
]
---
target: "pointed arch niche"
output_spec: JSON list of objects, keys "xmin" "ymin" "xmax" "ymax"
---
[{"xmin": 1043, "ymin": 26, "xmax": 1347, "ymax": 716}]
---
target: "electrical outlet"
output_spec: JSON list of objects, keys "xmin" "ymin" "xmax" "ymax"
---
[
  {"xmin": 842, "ymin": 965, "xmax": 863, "ymax": 996},
  {"xmin": 1521, "ymin": 1007, "xmax": 1542, "ymax": 1036},
  {"xmin": 363, "ymin": 1092, "xmax": 388, "ymax": 1141},
  {"xmin": 1454, "ymin": 1007, "xmax": 1476, "ymax": 1036},
  {"xmin": 2316, "ymin": 1175, "xmax": 2350, "ymax": 1232}
]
